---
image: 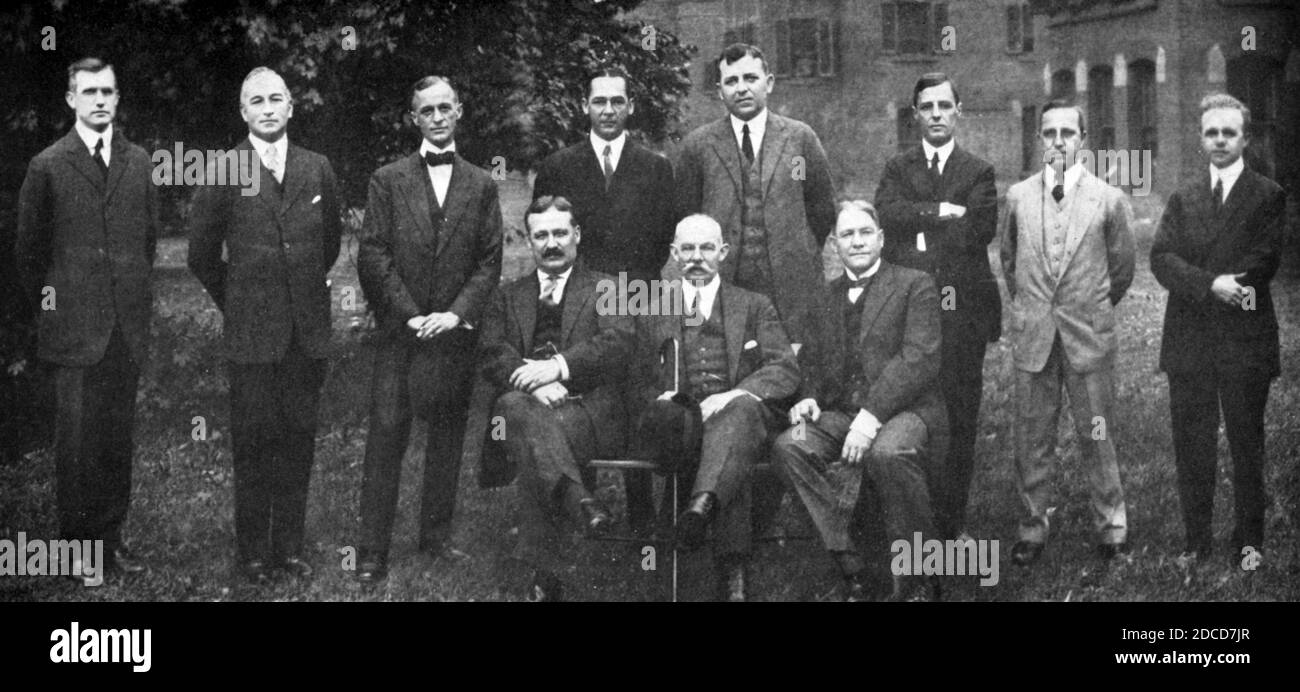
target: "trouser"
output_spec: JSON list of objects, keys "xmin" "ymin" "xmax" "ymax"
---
[
  {"xmin": 1014, "ymin": 338, "xmax": 1126, "ymax": 545},
  {"xmin": 54, "ymin": 327, "xmax": 139, "ymax": 552},
  {"xmin": 1168, "ymin": 371, "xmax": 1272, "ymax": 552},
  {"xmin": 935, "ymin": 327, "xmax": 987, "ymax": 538},
  {"xmin": 228, "ymin": 345, "xmax": 326, "ymax": 561}
]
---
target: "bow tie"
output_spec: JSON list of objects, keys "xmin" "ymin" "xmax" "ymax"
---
[
  {"xmin": 424, "ymin": 151, "xmax": 455, "ymax": 168},
  {"xmin": 849, "ymin": 275, "xmax": 872, "ymax": 290}
]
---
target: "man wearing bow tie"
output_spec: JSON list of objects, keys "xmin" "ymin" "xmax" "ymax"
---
[
  {"xmin": 187, "ymin": 66, "xmax": 342, "ymax": 583},
  {"xmin": 16, "ymin": 57, "xmax": 159, "ymax": 579},
  {"xmin": 354, "ymin": 76, "xmax": 503, "ymax": 584},
  {"xmin": 998, "ymin": 100, "xmax": 1135, "ymax": 567},
  {"xmin": 771, "ymin": 201, "xmax": 947, "ymax": 601},
  {"xmin": 1150, "ymin": 94, "xmax": 1287, "ymax": 569}
]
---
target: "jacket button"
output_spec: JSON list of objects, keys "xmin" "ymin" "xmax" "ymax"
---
[{"xmin": 282, "ymin": 242, "xmax": 290, "ymax": 250}]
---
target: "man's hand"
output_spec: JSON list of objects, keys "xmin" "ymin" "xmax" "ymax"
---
[
  {"xmin": 657, "ymin": 390, "xmax": 677, "ymax": 402},
  {"xmin": 938, "ymin": 202, "xmax": 967, "ymax": 220},
  {"xmin": 1211, "ymin": 272, "xmax": 1249, "ymax": 307},
  {"xmin": 531, "ymin": 381, "xmax": 569, "ymax": 408},
  {"xmin": 416, "ymin": 312, "xmax": 461, "ymax": 339},
  {"xmin": 406, "ymin": 315, "xmax": 429, "ymax": 334},
  {"xmin": 510, "ymin": 358, "xmax": 563, "ymax": 392},
  {"xmin": 840, "ymin": 429, "xmax": 874, "ymax": 466},
  {"xmin": 699, "ymin": 390, "xmax": 750, "ymax": 422},
  {"xmin": 789, "ymin": 397, "xmax": 821, "ymax": 425}
]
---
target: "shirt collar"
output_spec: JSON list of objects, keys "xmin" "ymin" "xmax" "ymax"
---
[
  {"xmin": 1211, "ymin": 157, "xmax": 1244, "ymax": 186},
  {"xmin": 248, "ymin": 132, "xmax": 288, "ymax": 161},
  {"xmin": 843, "ymin": 258, "xmax": 882, "ymax": 283},
  {"xmin": 537, "ymin": 266, "xmax": 574, "ymax": 282},
  {"xmin": 921, "ymin": 138, "xmax": 955, "ymax": 167},
  {"xmin": 730, "ymin": 108, "xmax": 768, "ymax": 145},
  {"xmin": 419, "ymin": 139, "xmax": 456, "ymax": 156},
  {"xmin": 684, "ymin": 274, "xmax": 721, "ymax": 314},
  {"xmin": 590, "ymin": 131, "xmax": 626, "ymax": 161},
  {"xmin": 75, "ymin": 121, "xmax": 113, "ymax": 154},
  {"xmin": 1044, "ymin": 161, "xmax": 1084, "ymax": 191}
]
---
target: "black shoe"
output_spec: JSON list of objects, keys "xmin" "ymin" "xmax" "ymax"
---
[
  {"xmin": 240, "ymin": 559, "xmax": 272, "ymax": 585},
  {"xmin": 108, "ymin": 546, "xmax": 148, "ymax": 575},
  {"xmin": 578, "ymin": 498, "xmax": 613, "ymax": 537},
  {"xmin": 1011, "ymin": 541, "xmax": 1044, "ymax": 567},
  {"xmin": 677, "ymin": 492, "xmax": 717, "ymax": 552},
  {"xmin": 280, "ymin": 556, "xmax": 313, "ymax": 580},
  {"xmin": 355, "ymin": 551, "xmax": 388, "ymax": 586},
  {"xmin": 716, "ymin": 562, "xmax": 748, "ymax": 602},
  {"xmin": 1097, "ymin": 541, "xmax": 1131, "ymax": 561},
  {"xmin": 527, "ymin": 570, "xmax": 564, "ymax": 602}
]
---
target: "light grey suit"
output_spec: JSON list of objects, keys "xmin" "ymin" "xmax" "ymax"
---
[{"xmin": 998, "ymin": 167, "xmax": 1135, "ymax": 545}]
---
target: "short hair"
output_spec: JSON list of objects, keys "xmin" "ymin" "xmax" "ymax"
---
[
  {"xmin": 524, "ymin": 195, "xmax": 576, "ymax": 234},
  {"xmin": 1199, "ymin": 93, "xmax": 1251, "ymax": 132},
  {"xmin": 240, "ymin": 66, "xmax": 290, "ymax": 101},
  {"xmin": 716, "ymin": 43, "xmax": 769, "ymax": 78},
  {"xmin": 674, "ymin": 213, "xmax": 724, "ymax": 243},
  {"xmin": 586, "ymin": 66, "xmax": 633, "ymax": 101},
  {"xmin": 912, "ymin": 72, "xmax": 960, "ymax": 107},
  {"xmin": 837, "ymin": 200, "xmax": 881, "ymax": 228},
  {"xmin": 66, "ymin": 57, "xmax": 113, "ymax": 93},
  {"xmin": 409, "ymin": 75, "xmax": 459, "ymax": 109},
  {"xmin": 1040, "ymin": 98, "xmax": 1087, "ymax": 137}
]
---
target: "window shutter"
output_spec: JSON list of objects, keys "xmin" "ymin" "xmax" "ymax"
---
[
  {"xmin": 1007, "ymin": 6, "xmax": 1020, "ymax": 52},
  {"xmin": 1022, "ymin": 6, "xmax": 1035, "ymax": 52},
  {"xmin": 775, "ymin": 19, "xmax": 791, "ymax": 76},
  {"xmin": 882, "ymin": 2, "xmax": 896, "ymax": 52},
  {"xmin": 932, "ymin": 2, "xmax": 949, "ymax": 53},
  {"xmin": 817, "ymin": 18, "xmax": 834, "ymax": 76}
]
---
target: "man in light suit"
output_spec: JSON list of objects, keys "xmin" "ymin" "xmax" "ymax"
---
[
  {"xmin": 16, "ymin": 57, "xmax": 158, "ymax": 578},
  {"xmin": 531, "ymin": 66, "xmax": 677, "ymax": 534},
  {"xmin": 998, "ymin": 100, "xmax": 1135, "ymax": 566},
  {"xmin": 355, "ymin": 76, "xmax": 503, "ymax": 584},
  {"xmin": 675, "ymin": 43, "xmax": 837, "ymax": 346},
  {"xmin": 772, "ymin": 201, "xmax": 947, "ymax": 602},
  {"xmin": 188, "ymin": 67, "xmax": 342, "ymax": 583},
  {"xmin": 478, "ymin": 195, "xmax": 635, "ymax": 601},
  {"xmin": 1150, "ymin": 94, "xmax": 1287, "ymax": 569},
  {"xmin": 630, "ymin": 214, "xmax": 800, "ymax": 601},
  {"xmin": 874, "ymin": 73, "xmax": 1001, "ymax": 542}
]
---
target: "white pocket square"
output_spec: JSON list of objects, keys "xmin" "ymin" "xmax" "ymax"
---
[
  {"xmin": 743, "ymin": 340, "xmax": 759, "ymax": 350},
  {"xmin": 312, "ymin": 195, "xmax": 322, "ymax": 204}
]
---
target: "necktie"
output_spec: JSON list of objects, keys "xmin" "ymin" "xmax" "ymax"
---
[
  {"xmin": 540, "ymin": 274, "xmax": 560, "ymax": 306},
  {"xmin": 263, "ymin": 146, "xmax": 283, "ymax": 184},
  {"xmin": 425, "ymin": 151, "xmax": 455, "ymax": 168},
  {"xmin": 741, "ymin": 124, "xmax": 754, "ymax": 164},
  {"xmin": 1212, "ymin": 178, "xmax": 1224, "ymax": 214},
  {"xmin": 687, "ymin": 290, "xmax": 701, "ymax": 319},
  {"xmin": 929, "ymin": 151, "xmax": 940, "ymax": 173},
  {"xmin": 1051, "ymin": 183, "xmax": 1065, "ymax": 204},
  {"xmin": 929, "ymin": 151, "xmax": 944, "ymax": 198},
  {"xmin": 602, "ymin": 144, "xmax": 614, "ymax": 189},
  {"xmin": 850, "ymin": 275, "xmax": 872, "ymax": 290},
  {"xmin": 93, "ymin": 138, "xmax": 108, "ymax": 179}
]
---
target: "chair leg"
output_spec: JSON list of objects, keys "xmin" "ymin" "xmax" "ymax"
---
[{"xmin": 671, "ymin": 473, "xmax": 678, "ymax": 603}]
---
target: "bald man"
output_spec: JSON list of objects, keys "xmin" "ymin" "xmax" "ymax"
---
[{"xmin": 188, "ymin": 67, "xmax": 342, "ymax": 584}]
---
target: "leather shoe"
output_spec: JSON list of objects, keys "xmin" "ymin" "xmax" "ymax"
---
[
  {"xmin": 579, "ymin": 498, "xmax": 613, "ymax": 537},
  {"xmin": 1011, "ymin": 541, "xmax": 1044, "ymax": 567},
  {"xmin": 1097, "ymin": 541, "xmax": 1131, "ymax": 561},
  {"xmin": 677, "ymin": 492, "xmax": 717, "ymax": 551},
  {"xmin": 240, "ymin": 559, "xmax": 272, "ymax": 585},
  {"xmin": 716, "ymin": 562, "xmax": 748, "ymax": 602},
  {"xmin": 355, "ymin": 551, "xmax": 388, "ymax": 586},
  {"xmin": 527, "ymin": 570, "xmax": 564, "ymax": 602},
  {"xmin": 280, "ymin": 556, "xmax": 313, "ymax": 580},
  {"xmin": 108, "ymin": 546, "xmax": 147, "ymax": 575}
]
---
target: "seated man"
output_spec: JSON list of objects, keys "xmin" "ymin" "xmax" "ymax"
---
[
  {"xmin": 478, "ymin": 195, "xmax": 635, "ymax": 602},
  {"xmin": 771, "ymin": 201, "xmax": 948, "ymax": 601},
  {"xmin": 630, "ymin": 213, "xmax": 800, "ymax": 601}
]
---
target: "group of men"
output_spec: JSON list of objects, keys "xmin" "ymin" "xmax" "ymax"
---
[{"xmin": 16, "ymin": 42, "xmax": 1286, "ymax": 601}]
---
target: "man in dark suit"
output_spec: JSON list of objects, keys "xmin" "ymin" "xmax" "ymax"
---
[
  {"xmin": 16, "ymin": 57, "xmax": 158, "ymax": 578},
  {"xmin": 355, "ymin": 76, "xmax": 503, "ymax": 584},
  {"xmin": 874, "ymin": 73, "xmax": 1000, "ymax": 542},
  {"xmin": 630, "ymin": 213, "xmax": 800, "ymax": 601},
  {"xmin": 1150, "ymin": 93, "xmax": 1287, "ymax": 569},
  {"xmin": 772, "ymin": 201, "xmax": 947, "ymax": 602},
  {"xmin": 531, "ymin": 66, "xmax": 676, "ymax": 534},
  {"xmin": 478, "ymin": 195, "xmax": 635, "ymax": 601},
  {"xmin": 187, "ymin": 67, "xmax": 342, "ymax": 583},
  {"xmin": 675, "ymin": 43, "xmax": 837, "ymax": 346}
]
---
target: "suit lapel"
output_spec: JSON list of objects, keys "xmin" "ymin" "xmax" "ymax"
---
[
  {"xmin": 247, "ymin": 141, "xmax": 283, "ymax": 218},
  {"xmin": 580, "ymin": 141, "xmax": 608, "ymax": 196},
  {"xmin": 399, "ymin": 154, "xmax": 437, "ymax": 247},
  {"xmin": 515, "ymin": 273, "xmax": 539, "ymax": 355},
  {"xmin": 435, "ymin": 156, "xmax": 473, "ymax": 258},
  {"xmin": 904, "ymin": 146, "xmax": 939, "ymax": 201},
  {"xmin": 279, "ymin": 144, "xmax": 308, "ymax": 213},
  {"xmin": 61, "ymin": 130, "xmax": 105, "ymax": 193},
  {"xmin": 1187, "ymin": 171, "xmax": 1216, "ymax": 245},
  {"xmin": 1059, "ymin": 172, "xmax": 1103, "ymax": 276},
  {"xmin": 103, "ymin": 133, "xmax": 130, "ymax": 204},
  {"xmin": 721, "ymin": 283, "xmax": 747, "ymax": 385},
  {"xmin": 1216, "ymin": 167, "xmax": 1255, "ymax": 233},
  {"xmin": 760, "ymin": 114, "xmax": 791, "ymax": 196},
  {"xmin": 707, "ymin": 119, "xmax": 744, "ymax": 201},
  {"xmin": 855, "ymin": 264, "xmax": 895, "ymax": 347},
  {"xmin": 561, "ymin": 269, "xmax": 593, "ymax": 346}
]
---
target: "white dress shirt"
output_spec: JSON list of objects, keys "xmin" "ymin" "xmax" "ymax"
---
[
  {"xmin": 921, "ymin": 137, "xmax": 955, "ymax": 175},
  {"xmin": 75, "ymin": 121, "xmax": 113, "ymax": 167},
  {"xmin": 682, "ymin": 274, "xmax": 721, "ymax": 321},
  {"xmin": 843, "ymin": 258, "xmax": 881, "ymax": 304},
  {"xmin": 590, "ymin": 131, "xmax": 626, "ymax": 174},
  {"xmin": 1210, "ymin": 157, "xmax": 1245, "ymax": 203},
  {"xmin": 418, "ymin": 139, "xmax": 456, "ymax": 206},
  {"xmin": 249, "ymin": 133, "xmax": 289, "ymax": 182},
  {"xmin": 1043, "ymin": 160, "xmax": 1084, "ymax": 194},
  {"xmin": 729, "ymin": 108, "xmax": 768, "ymax": 159}
]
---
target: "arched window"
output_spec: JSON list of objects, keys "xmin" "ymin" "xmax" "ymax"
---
[
  {"xmin": 1087, "ymin": 65, "xmax": 1115, "ymax": 152},
  {"xmin": 1051, "ymin": 69, "xmax": 1075, "ymax": 100},
  {"xmin": 1227, "ymin": 55, "xmax": 1282, "ymax": 179},
  {"xmin": 1128, "ymin": 59, "xmax": 1157, "ymax": 159}
]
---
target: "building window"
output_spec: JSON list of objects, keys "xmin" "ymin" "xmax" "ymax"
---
[
  {"xmin": 882, "ymin": 2, "xmax": 949, "ymax": 55},
  {"xmin": 1021, "ymin": 104, "xmax": 1038, "ymax": 172},
  {"xmin": 724, "ymin": 22, "xmax": 757, "ymax": 47},
  {"xmin": 1128, "ymin": 59, "xmax": 1157, "ymax": 159},
  {"xmin": 775, "ymin": 17, "xmax": 840, "ymax": 77},
  {"xmin": 1050, "ymin": 69, "xmax": 1075, "ymax": 100},
  {"xmin": 1087, "ymin": 66, "xmax": 1115, "ymax": 152},
  {"xmin": 897, "ymin": 106, "xmax": 914, "ymax": 151},
  {"xmin": 1006, "ymin": 2, "xmax": 1034, "ymax": 53},
  {"xmin": 1228, "ymin": 56, "xmax": 1282, "ymax": 178}
]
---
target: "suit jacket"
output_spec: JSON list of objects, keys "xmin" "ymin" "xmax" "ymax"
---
[
  {"xmin": 798, "ymin": 261, "xmax": 946, "ymax": 434},
  {"xmin": 874, "ymin": 143, "xmax": 1002, "ymax": 342},
  {"xmin": 674, "ymin": 113, "xmax": 837, "ymax": 339},
  {"xmin": 356, "ymin": 150, "xmax": 504, "ymax": 402},
  {"xmin": 532, "ymin": 138, "xmax": 675, "ymax": 282},
  {"xmin": 187, "ymin": 139, "xmax": 342, "ymax": 363},
  {"xmin": 1150, "ymin": 166, "xmax": 1286, "ymax": 379},
  {"xmin": 477, "ymin": 265, "xmax": 635, "ymax": 487},
  {"xmin": 631, "ymin": 280, "xmax": 800, "ymax": 412},
  {"xmin": 15, "ymin": 128, "xmax": 158, "ymax": 367},
  {"xmin": 998, "ymin": 168, "xmax": 1135, "ymax": 374}
]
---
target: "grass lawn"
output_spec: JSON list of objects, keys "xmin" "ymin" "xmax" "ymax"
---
[{"xmin": 3, "ymin": 179, "xmax": 1298, "ymax": 602}]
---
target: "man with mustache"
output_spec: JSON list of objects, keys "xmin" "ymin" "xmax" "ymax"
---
[
  {"xmin": 16, "ymin": 57, "xmax": 158, "ymax": 579},
  {"xmin": 1151, "ymin": 93, "xmax": 1287, "ymax": 570},
  {"xmin": 998, "ymin": 99, "xmax": 1135, "ymax": 566},
  {"xmin": 355, "ymin": 76, "xmax": 503, "ymax": 584},
  {"xmin": 630, "ymin": 213, "xmax": 799, "ymax": 601},
  {"xmin": 477, "ymin": 195, "xmax": 635, "ymax": 601},
  {"xmin": 531, "ymin": 66, "xmax": 677, "ymax": 535},
  {"xmin": 772, "ymin": 201, "xmax": 947, "ymax": 601},
  {"xmin": 674, "ymin": 43, "xmax": 837, "ymax": 346},
  {"xmin": 188, "ymin": 67, "xmax": 342, "ymax": 583}
]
